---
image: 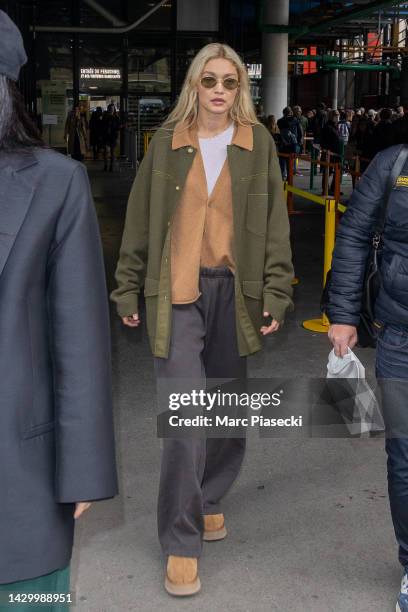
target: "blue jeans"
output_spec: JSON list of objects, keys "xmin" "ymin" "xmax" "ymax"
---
[{"xmin": 376, "ymin": 323, "xmax": 408, "ymax": 567}]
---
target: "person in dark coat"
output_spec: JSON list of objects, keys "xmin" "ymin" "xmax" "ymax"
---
[
  {"xmin": 64, "ymin": 105, "xmax": 88, "ymax": 161},
  {"xmin": 369, "ymin": 108, "xmax": 394, "ymax": 158},
  {"xmin": 0, "ymin": 10, "xmax": 118, "ymax": 606},
  {"xmin": 277, "ymin": 106, "xmax": 303, "ymax": 179},
  {"xmin": 102, "ymin": 104, "xmax": 121, "ymax": 171},
  {"xmin": 311, "ymin": 101, "xmax": 328, "ymax": 145},
  {"xmin": 89, "ymin": 106, "xmax": 104, "ymax": 160},
  {"xmin": 320, "ymin": 109, "xmax": 342, "ymax": 194},
  {"xmin": 327, "ymin": 138, "xmax": 408, "ymax": 612}
]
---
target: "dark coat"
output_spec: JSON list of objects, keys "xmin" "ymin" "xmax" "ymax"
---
[
  {"xmin": 277, "ymin": 116, "xmax": 303, "ymax": 151},
  {"xmin": 0, "ymin": 148, "xmax": 118, "ymax": 584},
  {"xmin": 327, "ymin": 145, "xmax": 408, "ymax": 328},
  {"xmin": 102, "ymin": 113, "xmax": 121, "ymax": 146},
  {"xmin": 311, "ymin": 109, "xmax": 327, "ymax": 143},
  {"xmin": 64, "ymin": 112, "xmax": 88, "ymax": 156},
  {"xmin": 320, "ymin": 121, "xmax": 342, "ymax": 156},
  {"xmin": 371, "ymin": 120, "xmax": 394, "ymax": 157},
  {"xmin": 89, "ymin": 110, "xmax": 104, "ymax": 146}
]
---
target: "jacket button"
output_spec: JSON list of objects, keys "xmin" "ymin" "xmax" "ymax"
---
[
  {"xmin": 175, "ymin": 185, "xmax": 180, "ymax": 190},
  {"xmin": 167, "ymin": 221, "xmax": 171, "ymax": 226},
  {"xmin": 164, "ymin": 295, "xmax": 167, "ymax": 300},
  {"xmin": 187, "ymin": 147, "xmax": 193, "ymax": 153}
]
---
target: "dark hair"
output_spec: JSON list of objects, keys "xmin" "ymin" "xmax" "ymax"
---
[{"xmin": 0, "ymin": 76, "xmax": 44, "ymax": 150}]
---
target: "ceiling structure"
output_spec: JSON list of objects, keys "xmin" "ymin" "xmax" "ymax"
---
[{"xmin": 264, "ymin": 1, "xmax": 408, "ymax": 43}]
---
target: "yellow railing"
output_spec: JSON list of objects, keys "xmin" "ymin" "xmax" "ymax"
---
[{"xmin": 284, "ymin": 182, "xmax": 343, "ymax": 333}]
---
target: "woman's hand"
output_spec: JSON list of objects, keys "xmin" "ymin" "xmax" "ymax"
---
[
  {"xmin": 122, "ymin": 313, "xmax": 140, "ymax": 327},
  {"xmin": 328, "ymin": 324, "xmax": 358, "ymax": 357},
  {"xmin": 260, "ymin": 311, "xmax": 280, "ymax": 335},
  {"xmin": 74, "ymin": 502, "xmax": 92, "ymax": 519}
]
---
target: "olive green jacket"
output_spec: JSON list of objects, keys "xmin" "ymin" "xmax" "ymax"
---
[{"xmin": 110, "ymin": 122, "xmax": 294, "ymax": 358}]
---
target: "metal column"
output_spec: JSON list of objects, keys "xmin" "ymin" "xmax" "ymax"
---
[
  {"xmin": 72, "ymin": 0, "xmax": 80, "ymax": 107},
  {"xmin": 261, "ymin": 0, "xmax": 289, "ymax": 118}
]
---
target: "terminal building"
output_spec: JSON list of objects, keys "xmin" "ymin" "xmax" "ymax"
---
[{"xmin": 3, "ymin": 0, "xmax": 408, "ymax": 154}]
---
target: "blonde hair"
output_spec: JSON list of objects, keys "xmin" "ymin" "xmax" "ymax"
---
[{"xmin": 163, "ymin": 43, "xmax": 259, "ymax": 128}]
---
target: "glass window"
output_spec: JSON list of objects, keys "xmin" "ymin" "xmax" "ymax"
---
[{"xmin": 128, "ymin": 46, "xmax": 171, "ymax": 94}]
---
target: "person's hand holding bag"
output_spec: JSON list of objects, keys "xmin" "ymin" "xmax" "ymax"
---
[{"xmin": 328, "ymin": 324, "xmax": 358, "ymax": 357}]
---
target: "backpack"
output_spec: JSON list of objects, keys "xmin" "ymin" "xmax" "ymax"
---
[
  {"xmin": 279, "ymin": 127, "xmax": 298, "ymax": 148},
  {"xmin": 338, "ymin": 121, "xmax": 350, "ymax": 143}
]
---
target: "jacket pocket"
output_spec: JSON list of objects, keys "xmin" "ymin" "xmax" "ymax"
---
[
  {"xmin": 246, "ymin": 194, "xmax": 268, "ymax": 237},
  {"xmin": 144, "ymin": 277, "xmax": 159, "ymax": 297},
  {"xmin": 378, "ymin": 324, "xmax": 408, "ymax": 351},
  {"xmin": 22, "ymin": 420, "xmax": 55, "ymax": 440},
  {"xmin": 242, "ymin": 280, "xmax": 264, "ymax": 300}
]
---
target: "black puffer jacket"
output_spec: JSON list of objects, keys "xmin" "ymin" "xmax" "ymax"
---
[{"xmin": 328, "ymin": 144, "xmax": 408, "ymax": 327}]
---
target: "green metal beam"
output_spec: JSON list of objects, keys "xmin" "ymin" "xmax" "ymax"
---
[
  {"xmin": 289, "ymin": 55, "xmax": 339, "ymax": 64},
  {"xmin": 324, "ymin": 63, "xmax": 400, "ymax": 78},
  {"xmin": 288, "ymin": 55, "xmax": 400, "ymax": 79},
  {"xmin": 260, "ymin": 0, "xmax": 400, "ymax": 39}
]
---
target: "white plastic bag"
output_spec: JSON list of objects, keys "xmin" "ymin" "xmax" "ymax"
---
[{"xmin": 326, "ymin": 348, "xmax": 384, "ymax": 436}]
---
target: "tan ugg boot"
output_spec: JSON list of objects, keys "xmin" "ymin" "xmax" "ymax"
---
[
  {"xmin": 203, "ymin": 513, "xmax": 227, "ymax": 541},
  {"xmin": 164, "ymin": 555, "xmax": 201, "ymax": 596}
]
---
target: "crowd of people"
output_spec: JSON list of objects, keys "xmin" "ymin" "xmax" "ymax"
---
[
  {"xmin": 264, "ymin": 102, "xmax": 408, "ymax": 188},
  {"xmin": 64, "ymin": 102, "xmax": 121, "ymax": 171}
]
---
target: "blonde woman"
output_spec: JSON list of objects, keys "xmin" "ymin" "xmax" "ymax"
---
[{"xmin": 111, "ymin": 43, "xmax": 294, "ymax": 596}]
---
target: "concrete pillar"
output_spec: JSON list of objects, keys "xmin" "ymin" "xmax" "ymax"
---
[
  {"xmin": 262, "ymin": 0, "xmax": 289, "ymax": 119},
  {"xmin": 332, "ymin": 69, "xmax": 339, "ymax": 109},
  {"xmin": 338, "ymin": 71, "xmax": 347, "ymax": 108}
]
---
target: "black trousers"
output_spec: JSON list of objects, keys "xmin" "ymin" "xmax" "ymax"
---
[{"xmin": 154, "ymin": 266, "xmax": 247, "ymax": 557}]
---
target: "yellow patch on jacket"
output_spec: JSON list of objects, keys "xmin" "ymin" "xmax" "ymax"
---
[{"xmin": 396, "ymin": 175, "xmax": 408, "ymax": 187}]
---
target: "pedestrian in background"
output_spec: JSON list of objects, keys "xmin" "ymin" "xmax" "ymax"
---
[
  {"xmin": 277, "ymin": 106, "xmax": 302, "ymax": 179},
  {"xmin": 102, "ymin": 103, "xmax": 121, "ymax": 171},
  {"xmin": 266, "ymin": 113, "xmax": 280, "ymax": 144},
  {"xmin": 64, "ymin": 105, "xmax": 88, "ymax": 161},
  {"xmin": 320, "ymin": 109, "xmax": 342, "ymax": 194},
  {"xmin": 89, "ymin": 106, "xmax": 104, "ymax": 161}
]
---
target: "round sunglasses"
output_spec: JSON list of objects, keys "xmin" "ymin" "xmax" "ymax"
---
[{"xmin": 200, "ymin": 76, "xmax": 240, "ymax": 90}]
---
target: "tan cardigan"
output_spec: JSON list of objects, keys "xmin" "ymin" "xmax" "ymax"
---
[{"xmin": 170, "ymin": 120, "xmax": 253, "ymax": 304}]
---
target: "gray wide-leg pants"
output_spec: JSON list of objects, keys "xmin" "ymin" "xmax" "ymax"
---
[{"xmin": 154, "ymin": 266, "xmax": 247, "ymax": 557}]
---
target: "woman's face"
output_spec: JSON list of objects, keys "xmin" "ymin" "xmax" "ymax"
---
[{"xmin": 196, "ymin": 58, "xmax": 239, "ymax": 117}]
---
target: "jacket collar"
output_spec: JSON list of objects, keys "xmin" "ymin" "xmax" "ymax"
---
[
  {"xmin": 0, "ymin": 149, "xmax": 39, "ymax": 172},
  {"xmin": 172, "ymin": 120, "xmax": 253, "ymax": 151}
]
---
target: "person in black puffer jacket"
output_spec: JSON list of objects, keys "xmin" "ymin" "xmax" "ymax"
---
[
  {"xmin": 327, "ymin": 142, "xmax": 408, "ymax": 612},
  {"xmin": 320, "ymin": 109, "xmax": 342, "ymax": 194},
  {"xmin": 277, "ymin": 106, "xmax": 303, "ymax": 180}
]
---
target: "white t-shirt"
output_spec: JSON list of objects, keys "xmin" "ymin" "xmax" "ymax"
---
[{"xmin": 198, "ymin": 123, "xmax": 234, "ymax": 197}]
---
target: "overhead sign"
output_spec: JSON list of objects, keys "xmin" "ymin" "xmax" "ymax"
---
[
  {"xmin": 247, "ymin": 64, "xmax": 262, "ymax": 79},
  {"xmin": 81, "ymin": 68, "xmax": 121, "ymax": 80}
]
